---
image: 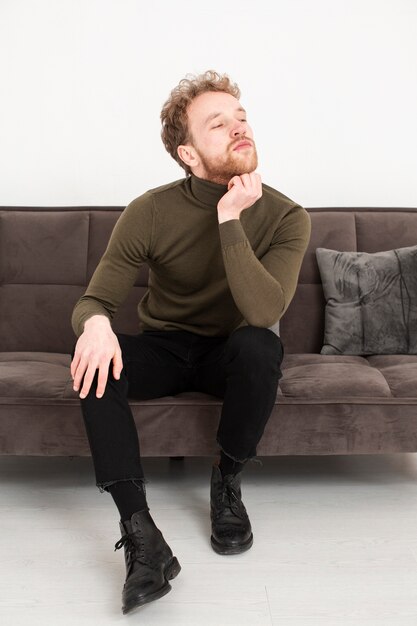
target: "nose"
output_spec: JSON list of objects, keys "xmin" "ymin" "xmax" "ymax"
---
[{"xmin": 231, "ymin": 118, "xmax": 247, "ymax": 137}]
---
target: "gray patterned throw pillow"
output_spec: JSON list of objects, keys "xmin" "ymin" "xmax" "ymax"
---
[{"xmin": 315, "ymin": 245, "xmax": 417, "ymax": 355}]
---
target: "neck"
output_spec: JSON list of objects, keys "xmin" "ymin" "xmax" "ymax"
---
[
  {"xmin": 189, "ymin": 173, "xmax": 228, "ymax": 207},
  {"xmin": 195, "ymin": 172, "xmax": 230, "ymax": 186}
]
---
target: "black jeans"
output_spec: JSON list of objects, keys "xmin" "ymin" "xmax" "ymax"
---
[{"xmin": 72, "ymin": 325, "xmax": 284, "ymax": 493}]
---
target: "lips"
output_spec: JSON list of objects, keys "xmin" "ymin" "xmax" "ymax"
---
[{"xmin": 233, "ymin": 141, "xmax": 252, "ymax": 151}]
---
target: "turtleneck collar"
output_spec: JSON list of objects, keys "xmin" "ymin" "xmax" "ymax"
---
[{"xmin": 189, "ymin": 173, "xmax": 228, "ymax": 207}]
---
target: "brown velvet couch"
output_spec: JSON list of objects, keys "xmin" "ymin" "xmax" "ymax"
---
[{"xmin": 1, "ymin": 205, "xmax": 417, "ymax": 457}]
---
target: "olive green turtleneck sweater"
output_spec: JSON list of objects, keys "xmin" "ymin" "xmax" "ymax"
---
[{"xmin": 71, "ymin": 174, "xmax": 311, "ymax": 339}]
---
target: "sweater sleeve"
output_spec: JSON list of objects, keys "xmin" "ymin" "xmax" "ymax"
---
[
  {"xmin": 218, "ymin": 204, "xmax": 311, "ymax": 328},
  {"xmin": 71, "ymin": 193, "xmax": 154, "ymax": 338}
]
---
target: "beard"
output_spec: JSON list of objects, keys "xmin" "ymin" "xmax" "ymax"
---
[{"xmin": 193, "ymin": 139, "xmax": 259, "ymax": 185}]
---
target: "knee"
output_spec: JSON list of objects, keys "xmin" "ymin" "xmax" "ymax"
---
[{"xmin": 228, "ymin": 325, "xmax": 284, "ymax": 367}]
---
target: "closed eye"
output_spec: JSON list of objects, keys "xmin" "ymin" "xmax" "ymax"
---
[{"xmin": 212, "ymin": 119, "xmax": 247, "ymax": 129}]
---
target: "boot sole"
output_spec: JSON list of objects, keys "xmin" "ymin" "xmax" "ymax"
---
[
  {"xmin": 210, "ymin": 533, "xmax": 253, "ymax": 555},
  {"xmin": 122, "ymin": 556, "xmax": 181, "ymax": 614}
]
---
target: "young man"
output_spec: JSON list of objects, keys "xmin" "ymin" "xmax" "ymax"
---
[{"xmin": 70, "ymin": 70, "xmax": 311, "ymax": 614}]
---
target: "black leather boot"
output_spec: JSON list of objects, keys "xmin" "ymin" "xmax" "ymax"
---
[
  {"xmin": 210, "ymin": 464, "xmax": 253, "ymax": 555},
  {"xmin": 114, "ymin": 507, "xmax": 181, "ymax": 614}
]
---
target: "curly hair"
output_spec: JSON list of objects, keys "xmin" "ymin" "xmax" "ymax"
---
[{"xmin": 160, "ymin": 70, "xmax": 241, "ymax": 176}]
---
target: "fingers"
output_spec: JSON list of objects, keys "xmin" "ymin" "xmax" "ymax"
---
[
  {"xmin": 253, "ymin": 172, "xmax": 262, "ymax": 198},
  {"xmin": 71, "ymin": 345, "xmax": 122, "ymax": 399},
  {"xmin": 227, "ymin": 173, "xmax": 260, "ymax": 192},
  {"xmin": 78, "ymin": 361, "xmax": 99, "ymax": 399},
  {"xmin": 72, "ymin": 357, "xmax": 113, "ymax": 399},
  {"xmin": 232, "ymin": 172, "xmax": 262, "ymax": 202},
  {"xmin": 248, "ymin": 172, "xmax": 262, "ymax": 199},
  {"xmin": 240, "ymin": 172, "xmax": 262, "ymax": 189},
  {"xmin": 95, "ymin": 360, "xmax": 110, "ymax": 399},
  {"xmin": 112, "ymin": 348, "xmax": 123, "ymax": 381},
  {"xmin": 70, "ymin": 325, "xmax": 123, "ymax": 400},
  {"xmin": 72, "ymin": 355, "xmax": 87, "ymax": 393},
  {"xmin": 227, "ymin": 175, "xmax": 243, "ymax": 191},
  {"xmin": 70, "ymin": 352, "xmax": 80, "ymax": 380}
]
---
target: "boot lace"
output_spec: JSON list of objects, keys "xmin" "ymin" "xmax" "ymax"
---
[
  {"xmin": 114, "ymin": 531, "xmax": 147, "ymax": 564},
  {"xmin": 214, "ymin": 481, "xmax": 247, "ymax": 521}
]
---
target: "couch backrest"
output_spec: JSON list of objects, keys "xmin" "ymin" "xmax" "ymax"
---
[
  {"xmin": 1, "ymin": 206, "xmax": 416, "ymax": 354},
  {"xmin": 281, "ymin": 207, "xmax": 417, "ymax": 352}
]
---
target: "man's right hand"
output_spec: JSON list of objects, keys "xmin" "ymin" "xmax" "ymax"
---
[{"xmin": 70, "ymin": 315, "xmax": 123, "ymax": 399}]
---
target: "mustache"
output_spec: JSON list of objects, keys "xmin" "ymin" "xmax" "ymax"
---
[{"xmin": 231, "ymin": 137, "xmax": 254, "ymax": 150}]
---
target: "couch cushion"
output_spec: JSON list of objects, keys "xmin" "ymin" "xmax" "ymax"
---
[
  {"xmin": 366, "ymin": 355, "xmax": 417, "ymax": 398},
  {"xmin": 0, "ymin": 353, "xmax": 75, "ymax": 400},
  {"xmin": 315, "ymin": 244, "xmax": 417, "ymax": 355},
  {"xmin": 279, "ymin": 354, "xmax": 391, "ymax": 399},
  {"xmin": 2, "ymin": 352, "xmax": 417, "ymax": 404}
]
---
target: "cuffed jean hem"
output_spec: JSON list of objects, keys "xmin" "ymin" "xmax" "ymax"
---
[
  {"xmin": 216, "ymin": 440, "xmax": 264, "ymax": 468},
  {"xmin": 217, "ymin": 440, "xmax": 249, "ymax": 464},
  {"xmin": 96, "ymin": 477, "xmax": 148, "ymax": 494}
]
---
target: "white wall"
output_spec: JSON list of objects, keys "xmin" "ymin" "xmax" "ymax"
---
[{"xmin": 1, "ymin": 0, "xmax": 416, "ymax": 207}]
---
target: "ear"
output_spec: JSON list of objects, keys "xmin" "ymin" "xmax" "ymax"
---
[{"xmin": 177, "ymin": 144, "xmax": 200, "ymax": 169}]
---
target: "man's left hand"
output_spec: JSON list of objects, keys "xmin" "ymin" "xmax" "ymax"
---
[{"xmin": 217, "ymin": 172, "xmax": 262, "ymax": 224}]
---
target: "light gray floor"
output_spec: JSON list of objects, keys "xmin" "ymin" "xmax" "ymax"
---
[{"xmin": 2, "ymin": 453, "xmax": 417, "ymax": 625}]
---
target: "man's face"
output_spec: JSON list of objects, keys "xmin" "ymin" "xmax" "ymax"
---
[{"xmin": 180, "ymin": 91, "xmax": 258, "ymax": 185}]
